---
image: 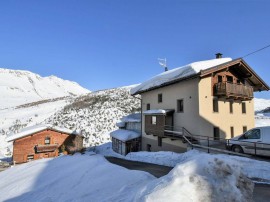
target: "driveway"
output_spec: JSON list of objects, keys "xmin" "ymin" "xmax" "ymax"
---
[{"xmin": 106, "ymin": 157, "xmax": 270, "ymax": 202}]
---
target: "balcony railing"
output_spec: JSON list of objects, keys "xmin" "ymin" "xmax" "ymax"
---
[{"xmin": 214, "ymin": 82, "xmax": 253, "ymax": 99}]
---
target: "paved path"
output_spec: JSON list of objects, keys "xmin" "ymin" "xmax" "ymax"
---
[{"xmin": 106, "ymin": 157, "xmax": 270, "ymax": 202}]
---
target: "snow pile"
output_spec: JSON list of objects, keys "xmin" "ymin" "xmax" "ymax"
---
[
  {"xmin": 131, "ymin": 58, "xmax": 232, "ymax": 94},
  {"xmin": 96, "ymin": 143, "xmax": 270, "ymax": 182},
  {"xmin": 136, "ymin": 155, "xmax": 254, "ymax": 202},
  {"xmin": 110, "ymin": 129, "xmax": 140, "ymax": 142},
  {"xmin": 0, "ymin": 68, "xmax": 90, "ymax": 108},
  {"xmin": 0, "ymin": 151, "xmax": 255, "ymax": 201},
  {"xmin": 0, "ymin": 154, "xmax": 155, "ymax": 202}
]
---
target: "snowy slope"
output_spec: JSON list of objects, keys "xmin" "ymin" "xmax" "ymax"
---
[
  {"xmin": 0, "ymin": 68, "xmax": 90, "ymax": 108},
  {"xmin": 254, "ymin": 98, "xmax": 270, "ymax": 112},
  {"xmin": 0, "ymin": 86, "xmax": 140, "ymax": 157}
]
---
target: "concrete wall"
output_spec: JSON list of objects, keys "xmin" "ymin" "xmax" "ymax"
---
[
  {"xmin": 198, "ymin": 76, "xmax": 255, "ymax": 139},
  {"xmin": 141, "ymin": 78, "xmax": 200, "ymax": 152}
]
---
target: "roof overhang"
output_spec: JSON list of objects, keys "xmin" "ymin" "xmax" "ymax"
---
[
  {"xmin": 143, "ymin": 109, "xmax": 175, "ymax": 115},
  {"xmin": 200, "ymin": 58, "xmax": 270, "ymax": 92}
]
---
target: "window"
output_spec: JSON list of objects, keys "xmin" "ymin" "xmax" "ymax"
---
[
  {"xmin": 147, "ymin": 144, "xmax": 151, "ymax": 152},
  {"xmin": 244, "ymin": 129, "xmax": 261, "ymax": 139},
  {"xmin": 146, "ymin": 103, "xmax": 150, "ymax": 110},
  {"xmin": 213, "ymin": 99, "xmax": 219, "ymax": 112},
  {"xmin": 218, "ymin": 75, "xmax": 223, "ymax": 83},
  {"xmin": 45, "ymin": 136, "xmax": 51, "ymax": 145},
  {"xmin": 243, "ymin": 126, "xmax": 247, "ymax": 133},
  {"xmin": 27, "ymin": 155, "xmax": 34, "ymax": 161},
  {"xmin": 158, "ymin": 94, "xmax": 163, "ymax": 103},
  {"xmin": 158, "ymin": 137, "xmax": 162, "ymax": 147},
  {"xmin": 230, "ymin": 127, "xmax": 234, "ymax": 138},
  {"xmin": 213, "ymin": 127, "xmax": 220, "ymax": 140},
  {"xmin": 230, "ymin": 101, "xmax": 233, "ymax": 113},
  {"xmin": 151, "ymin": 116, "xmax": 157, "ymax": 125},
  {"xmin": 242, "ymin": 102, "xmax": 246, "ymax": 114},
  {"xmin": 226, "ymin": 76, "xmax": 233, "ymax": 83},
  {"xmin": 177, "ymin": 99, "xmax": 184, "ymax": 112}
]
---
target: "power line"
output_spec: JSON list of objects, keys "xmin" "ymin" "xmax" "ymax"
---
[{"xmin": 241, "ymin": 44, "xmax": 270, "ymax": 58}]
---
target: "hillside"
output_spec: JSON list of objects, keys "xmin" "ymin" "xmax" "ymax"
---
[
  {"xmin": 0, "ymin": 68, "xmax": 90, "ymax": 108},
  {"xmin": 0, "ymin": 86, "xmax": 140, "ymax": 157}
]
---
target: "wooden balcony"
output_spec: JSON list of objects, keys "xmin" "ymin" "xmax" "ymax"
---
[{"xmin": 214, "ymin": 82, "xmax": 253, "ymax": 100}]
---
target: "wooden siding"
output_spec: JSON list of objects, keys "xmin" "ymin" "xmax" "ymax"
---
[
  {"xmin": 145, "ymin": 115, "xmax": 165, "ymax": 137},
  {"xmin": 13, "ymin": 129, "xmax": 83, "ymax": 164}
]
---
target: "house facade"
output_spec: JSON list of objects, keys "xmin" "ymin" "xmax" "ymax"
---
[
  {"xmin": 131, "ymin": 55, "xmax": 269, "ymax": 152},
  {"xmin": 6, "ymin": 124, "xmax": 84, "ymax": 163},
  {"xmin": 110, "ymin": 113, "xmax": 141, "ymax": 155}
]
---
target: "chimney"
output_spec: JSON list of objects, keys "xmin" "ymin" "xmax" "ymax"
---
[{"xmin": 215, "ymin": 53, "xmax": 222, "ymax": 59}]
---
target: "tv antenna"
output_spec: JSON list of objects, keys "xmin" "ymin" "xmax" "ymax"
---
[{"xmin": 158, "ymin": 58, "xmax": 168, "ymax": 71}]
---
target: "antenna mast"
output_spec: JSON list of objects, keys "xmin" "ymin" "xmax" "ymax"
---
[{"xmin": 158, "ymin": 58, "xmax": 168, "ymax": 71}]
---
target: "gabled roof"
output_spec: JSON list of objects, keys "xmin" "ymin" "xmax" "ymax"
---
[
  {"xmin": 6, "ymin": 124, "xmax": 82, "ymax": 142},
  {"xmin": 131, "ymin": 57, "xmax": 269, "ymax": 95}
]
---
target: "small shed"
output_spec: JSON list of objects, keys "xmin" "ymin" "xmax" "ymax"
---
[
  {"xmin": 111, "ymin": 113, "xmax": 141, "ymax": 155},
  {"xmin": 6, "ymin": 124, "xmax": 84, "ymax": 164}
]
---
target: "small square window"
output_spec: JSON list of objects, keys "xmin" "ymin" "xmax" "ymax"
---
[
  {"xmin": 230, "ymin": 101, "xmax": 233, "ymax": 114},
  {"xmin": 230, "ymin": 126, "xmax": 234, "ymax": 138},
  {"xmin": 146, "ymin": 103, "xmax": 150, "ymax": 110},
  {"xmin": 45, "ymin": 137, "xmax": 51, "ymax": 145},
  {"xmin": 242, "ymin": 102, "xmax": 246, "ymax": 114},
  {"xmin": 243, "ymin": 126, "xmax": 247, "ymax": 133},
  {"xmin": 213, "ymin": 99, "xmax": 219, "ymax": 113},
  {"xmin": 177, "ymin": 99, "xmax": 184, "ymax": 113},
  {"xmin": 152, "ymin": 116, "xmax": 157, "ymax": 125},
  {"xmin": 158, "ymin": 94, "xmax": 162, "ymax": 103},
  {"xmin": 158, "ymin": 137, "xmax": 162, "ymax": 147}
]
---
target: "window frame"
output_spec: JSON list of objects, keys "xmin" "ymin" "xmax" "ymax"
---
[
  {"xmin": 146, "ymin": 103, "xmax": 150, "ymax": 110},
  {"xmin": 213, "ymin": 99, "xmax": 219, "ymax": 113},
  {"xmin": 177, "ymin": 99, "xmax": 184, "ymax": 113},
  {"xmin": 44, "ymin": 136, "xmax": 51, "ymax": 145},
  {"xmin": 229, "ymin": 101, "xmax": 233, "ymax": 114},
  {"xmin": 151, "ymin": 116, "xmax": 157, "ymax": 125},
  {"xmin": 158, "ymin": 94, "xmax": 163, "ymax": 103},
  {"xmin": 242, "ymin": 102, "xmax": 246, "ymax": 114},
  {"xmin": 230, "ymin": 126, "xmax": 234, "ymax": 138},
  {"xmin": 158, "ymin": 137, "xmax": 162, "ymax": 147}
]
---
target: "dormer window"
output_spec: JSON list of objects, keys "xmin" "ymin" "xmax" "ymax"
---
[{"xmin": 45, "ymin": 136, "xmax": 51, "ymax": 145}]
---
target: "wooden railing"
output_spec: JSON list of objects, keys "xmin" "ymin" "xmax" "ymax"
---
[{"xmin": 214, "ymin": 82, "xmax": 253, "ymax": 99}]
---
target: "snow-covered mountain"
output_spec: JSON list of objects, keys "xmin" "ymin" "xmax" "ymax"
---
[
  {"xmin": 254, "ymin": 98, "xmax": 270, "ymax": 112},
  {"xmin": 0, "ymin": 68, "xmax": 90, "ymax": 108}
]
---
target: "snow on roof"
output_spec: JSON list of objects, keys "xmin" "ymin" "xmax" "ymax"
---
[
  {"xmin": 6, "ymin": 124, "xmax": 82, "ymax": 142},
  {"xmin": 110, "ymin": 129, "xmax": 141, "ymax": 142},
  {"xmin": 143, "ymin": 109, "xmax": 174, "ymax": 115},
  {"xmin": 121, "ymin": 113, "xmax": 141, "ymax": 123},
  {"xmin": 131, "ymin": 58, "xmax": 232, "ymax": 95},
  {"xmin": 116, "ymin": 121, "xmax": 126, "ymax": 128}
]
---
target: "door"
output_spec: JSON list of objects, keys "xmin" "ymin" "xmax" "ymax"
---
[{"xmin": 241, "ymin": 129, "xmax": 263, "ymax": 155}]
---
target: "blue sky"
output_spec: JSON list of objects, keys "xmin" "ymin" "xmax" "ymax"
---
[{"xmin": 0, "ymin": 0, "xmax": 269, "ymax": 98}]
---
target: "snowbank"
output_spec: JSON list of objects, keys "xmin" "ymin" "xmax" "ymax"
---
[
  {"xmin": 0, "ymin": 154, "xmax": 155, "ymax": 202},
  {"xmin": 110, "ymin": 129, "xmax": 140, "ymax": 142},
  {"xmin": 131, "ymin": 58, "xmax": 232, "ymax": 94},
  {"xmin": 96, "ymin": 143, "xmax": 270, "ymax": 183},
  {"xmin": 136, "ymin": 154, "xmax": 253, "ymax": 202}
]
